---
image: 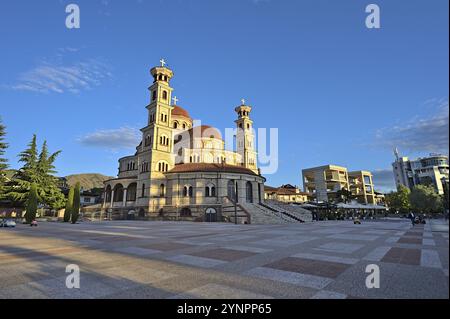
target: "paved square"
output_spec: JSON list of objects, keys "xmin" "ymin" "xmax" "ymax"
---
[{"xmin": 0, "ymin": 219, "xmax": 448, "ymax": 299}]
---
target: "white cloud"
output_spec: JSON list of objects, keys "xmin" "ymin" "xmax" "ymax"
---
[
  {"xmin": 375, "ymin": 98, "xmax": 449, "ymax": 154},
  {"xmin": 78, "ymin": 127, "xmax": 141, "ymax": 150},
  {"xmin": 6, "ymin": 58, "xmax": 113, "ymax": 94}
]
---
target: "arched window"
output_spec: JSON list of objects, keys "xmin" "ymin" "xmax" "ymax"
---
[
  {"xmin": 205, "ymin": 183, "xmax": 216, "ymax": 197},
  {"xmin": 246, "ymin": 182, "xmax": 253, "ymax": 203},
  {"xmin": 227, "ymin": 180, "xmax": 236, "ymax": 200},
  {"xmin": 160, "ymin": 184, "xmax": 165, "ymax": 197},
  {"xmin": 162, "ymin": 91, "xmax": 168, "ymax": 100},
  {"xmin": 145, "ymin": 135, "xmax": 151, "ymax": 147},
  {"xmin": 182, "ymin": 123, "xmax": 186, "ymax": 129},
  {"xmin": 183, "ymin": 185, "xmax": 193, "ymax": 197},
  {"xmin": 113, "ymin": 184, "xmax": 124, "ymax": 202},
  {"xmin": 105, "ymin": 185, "xmax": 112, "ymax": 202},
  {"xmin": 152, "ymin": 91, "xmax": 157, "ymax": 101},
  {"xmin": 174, "ymin": 122, "xmax": 178, "ymax": 129},
  {"xmin": 127, "ymin": 183, "xmax": 137, "ymax": 201},
  {"xmin": 157, "ymin": 161, "xmax": 169, "ymax": 172}
]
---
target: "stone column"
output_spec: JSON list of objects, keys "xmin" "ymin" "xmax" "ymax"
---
[
  {"xmin": 103, "ymin": 189, "xmax": 107, "ymax": 207},
  {"xmin": 110, "ymin": 190, "xmax": 115, "ymax": 208},
  {"xmin": 252, "ymin": 181, "xmax": 259, "ymax": 204},
  {"xmin": 237, "ymin": 180, "xmax": 246, "ymax": 203},
  {"xmin": 123, "ymin": 188, "xmax": 127, "ymax": 207}
]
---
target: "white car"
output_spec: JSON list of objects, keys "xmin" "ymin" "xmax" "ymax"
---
[{"xmin": 1, "ymin": 220, "xmax": 16, "ymax": 228}]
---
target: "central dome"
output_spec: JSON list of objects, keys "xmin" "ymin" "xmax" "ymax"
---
[
  {"xmin": 187, "ymin": 125, "xmax": 222, "ymax": 140},
  {"xmin": 171, "ymin": 105, "xmax": 191, "ymax": 119}
]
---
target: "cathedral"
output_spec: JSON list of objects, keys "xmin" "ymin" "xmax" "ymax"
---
[{"xmin": 101, "ymin": 60, "xmax": 268, "ymax": 223}]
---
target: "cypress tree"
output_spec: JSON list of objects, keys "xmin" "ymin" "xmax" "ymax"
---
[
  {"xmin": 26, "ymin": 183, "xmax": 39, "ymax": 223},
  {"xmin": 64, "ymin": 187, "xmax": 74, "ymax": 222},
  {"xmin": 71, "ymin": 182, "xmax": 81, "ymax": 224}
]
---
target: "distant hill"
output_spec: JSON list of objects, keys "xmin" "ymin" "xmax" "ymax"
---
[{"xmin": 65, "ymin": 173, "xmax": 114, "ymax": 190}]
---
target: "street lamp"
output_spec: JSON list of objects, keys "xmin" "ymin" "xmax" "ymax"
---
[{"xmin": 234, "ymin": 180, "xmax": 238, "ymax": 225}]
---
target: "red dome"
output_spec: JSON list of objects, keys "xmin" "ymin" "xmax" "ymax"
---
[{"xmin": 171, "ymin": 105, "xmax": 191, "ymax": 119}]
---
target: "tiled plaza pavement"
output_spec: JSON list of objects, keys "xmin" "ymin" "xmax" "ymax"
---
[{"xmin": 0, "ymin": 219, "xmax": 448, "ymax": 299}]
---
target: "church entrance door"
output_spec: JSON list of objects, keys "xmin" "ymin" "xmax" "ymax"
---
[{"xmin": 205, "ymin": 207, "xmax": 217, "ymax": 222}]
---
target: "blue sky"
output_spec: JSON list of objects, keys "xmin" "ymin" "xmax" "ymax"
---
[{"xmin": 0, "ymin": 0, "xmax": 448, "ymax": 192}]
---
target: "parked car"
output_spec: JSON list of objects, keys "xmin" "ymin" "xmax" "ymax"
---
[
  {"xmin": 30, "ymin": 220, "xmax": 38, "ymax": 227},
  {"xmin": 353, "ymin": 218, "xmax": 361, "ymax": 225},
  {"xmin": 1, "ymin": 219, "xmax": 17, "ymax": 228}
]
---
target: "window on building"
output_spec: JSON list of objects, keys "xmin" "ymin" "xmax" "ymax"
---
[
  {"xmin": 160, "ymin": 184, "xmax": 165, "ymax": 197},
  {"xmin": 174, "ymin": 122, "xmax": 178, "ymax": 129},
  {"xmin": 141, "ymin": 184, "xmax": 145, "ymax": 198},
  {"xmin": 152, "ymin": 91, "xmax": 157, "ymax": 101},
  {"xmin": 183, "ymin": 185, "xmax": 193, "ymax": 197},
  {"xmin": 205, "ymin": 184, "xmax": 216, "ymax": 197},
  {"xmin": 157, "ymin": 161, "xmax": 169, "ymax": 172},
  {"xmin": 162, "ymin": 91, "xmax": 168, "ymax": 100}
]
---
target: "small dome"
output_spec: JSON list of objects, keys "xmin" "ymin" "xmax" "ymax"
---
[{"xmin": 171, "ymin": 105, "xmax": 191, "ymax": 119}]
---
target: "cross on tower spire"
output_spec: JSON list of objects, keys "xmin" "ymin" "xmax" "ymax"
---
[
  {"xmin": 241, "ymin": 98, "xmax": 246, "ymax": 105},
  {"xmin": 159, "ymin": 58, "xmax": 166, "ymax": 67},
  {"xmin": 172, "ymin": 96, "xmax": 179, "ymax": 105}
]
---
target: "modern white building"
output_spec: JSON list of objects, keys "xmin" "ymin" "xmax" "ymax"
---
[{"xmin": 392, "ymin": 149, "xmax": 449, "ymax": 194}]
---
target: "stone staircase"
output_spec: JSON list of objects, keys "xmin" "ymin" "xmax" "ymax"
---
[
  {"xmin": 221, "ymin": 197, "xmax": 309, "ymax": 224},
  {"xmin": 265, "ymin": 200, "xmax": 313, "ymax": 222},
  {"xmin": 221, "ymin": 197, "xmax": 251, "ymax": 224},
  {"xmin": 240, "ymin": 202, "xmax": 299, "ymax": 224}
]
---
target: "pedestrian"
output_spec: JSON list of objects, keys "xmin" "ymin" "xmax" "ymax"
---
[{"xmin": 408, "ymin": 211, "xmax": 415, "ymax": 227}]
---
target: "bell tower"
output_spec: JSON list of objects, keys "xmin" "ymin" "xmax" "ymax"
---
[
  {"xmin": 137, "ymin": 59, "xmax": 175, "ymax": 212},
  {"xmin": 235, "ymin": 99, "xmax": 258, "ymax": 173}
]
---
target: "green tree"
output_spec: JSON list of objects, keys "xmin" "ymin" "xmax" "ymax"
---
[
  {"xmin": 386, "ymin": 185, "xmax": 411, "ymax": 214},
  {"xmin": 0, "ymin": 117, "xmax": 8, "ymax": 197},
  {"xmin": 25, "ymin": 183, "xmax": 39, "ymax": 223},
  {"xmin": 443, "ymin": 179, "xmax": 449, "ymax": 213},
  {"xmin": 335, "ymin": 188, "xmax": 354, "ymax": 203},
  {"xmin": 71, "ymin": 182, "xmax": 81, "ymax": 224},
  {"xmin": 7, "ymin": 135, "xmax": 65, "ymax": 210},
  {"xmin": 409, "ymin": 185, "xmax": 443, "ymax": 214},
  {"xmin": 64, "ymin": 187, "xmax": 74, "ymax": 222}
]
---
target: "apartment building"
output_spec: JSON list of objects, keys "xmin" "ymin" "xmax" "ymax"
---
[
  {"xmin": 348, "ymin": 170, "xmax": 375, "ymax": 204},
  {"xmin": 392, "ymin": 149, "xmax": 449, "ymax": 194},
  {"xmin": 302, "ymin": 165, "xmax": 376, "ymax": 204}
]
